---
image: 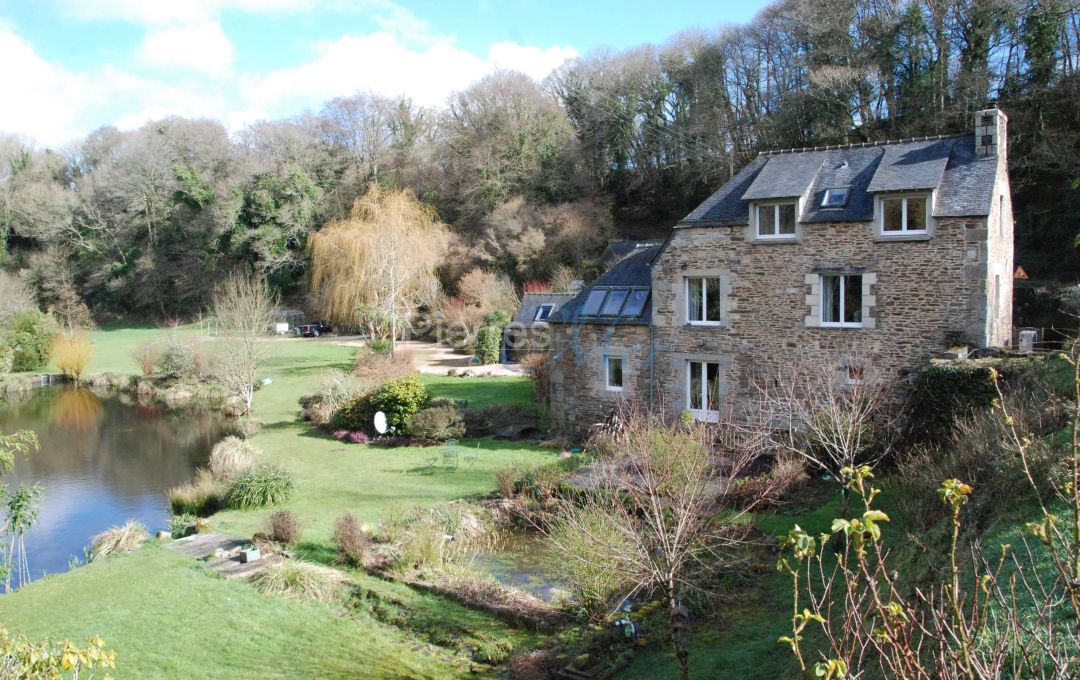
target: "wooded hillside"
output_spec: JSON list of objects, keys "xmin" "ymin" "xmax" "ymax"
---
[{"xmin": 1, "ymin": 0, "xmax": 1077, "ymax": 318}]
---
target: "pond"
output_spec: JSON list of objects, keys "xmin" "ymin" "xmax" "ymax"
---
[
  {"xmin": 469, "ymin": 531, "xmax": 565, "ymax": 602},
  {"xmin": 0, "ymin": 386, "xmax": 228, "ymax": 585}
]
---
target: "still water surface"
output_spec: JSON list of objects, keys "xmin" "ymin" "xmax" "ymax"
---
[{"xmin": 0, "ymin": 387, "xmax": 227, "ymax": 583}]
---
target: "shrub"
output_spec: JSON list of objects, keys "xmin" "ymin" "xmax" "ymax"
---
[
  {"xmin": 249, "ymin": 560, "xmax": 347, "ymax": 603},
  {"xmin": 209, "ymin": 436, "xmax": 260, "ymax": 481},
  {"xmin": 475, "ymin": 326, "xmax": 502, "ymax": 365},
  {"xmin": 482, "ymin": 310, "xmax": 511, "ymax": 327},
  {"xmin": 495, "ymin": 465, "xmax": 520, "ymax": 498},
  {"xmin": 52, "ymin": 332, "xmax": 93, "ymax": 381},
  {"xmin": 473, "ymin": 639, "xmax": 514, "ymax": 665},
  {"xmin": 397, "ymin": 516, "xmax": 446, "ymax": 570},
  {"xmin": 903, "ymin": 358, "xmax": 1035, "ymax": 441},
  {"xmin": 407, "ymin": 405, "xmax": 466, "ymax": 443},
  {"xmin": 336, "ymin": 373, "xmax": 429, "ymax": 434},
  {"xmin": 167, "ymin": 469, "xmax": 227, "ymax": 516},
  {"xmin": 353, "ymin": 347, "xmax": 415, "ymax": 385},
  {"xmin": 333, "ymin": 513, "xmax": 371, "ymax": 567},
  {"xmin": 155, "ymin": 340, "xmax": 198, "ymax": 378},
  {"xmin": 369, "ymin": 339, "xmax": 392, "ymax": 355},
  {"xmin": 348, "ymin": 431, "xmax": 370, "ymax": 444},
  {"xmin": 227, "ymin": 463, "xmax": 295, "ymax": 509},
  {"xmin": 519, "ymin": 352, "xmax": 552, "ymax": 403},
  {"xmin": 266, "ymin": 510, "xmax": 301, "ymax": 545},
  {"xmin": 131, "ymin": 342, "xmax": 160, "ymax": 375},
  {"xmin": 87, "ymin": 520, "xmax": 148, "ymax": 561},
  {"xmin": 0, "ymin": 344, "xmax": 13, "ymax": 374},
  {"xmin": 6, "ymin": 310, "xmax": 58, "ymax": 372},
  {"xmin": 169, "ymin": 513, "xmax": 197, "ymax": 538}
]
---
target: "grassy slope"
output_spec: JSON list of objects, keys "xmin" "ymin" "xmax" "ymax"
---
[
  {"xmin": 1, "ymin": 327, "xmax": 554, "ymax": 678},
  {"xmin": 1, "ymin": 545, "xmax": 450, "ymax": 679}
]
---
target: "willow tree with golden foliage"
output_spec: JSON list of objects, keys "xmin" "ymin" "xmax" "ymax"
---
[{"xmin": 309, "ymin": 184, "xmax": 449, "ymax": 353}]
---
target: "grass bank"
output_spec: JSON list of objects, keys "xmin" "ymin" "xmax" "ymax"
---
[{"xmin": 0, "ymin": 326, "xmax": 557, "ymax": 678}]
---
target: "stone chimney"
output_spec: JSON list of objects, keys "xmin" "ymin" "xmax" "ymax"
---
[{"xmin": 975, "ymin": 108, "xmax": 1007, "ymax": 159}]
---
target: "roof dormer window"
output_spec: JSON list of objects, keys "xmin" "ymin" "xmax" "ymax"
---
[
  {"xmin": 821, "ymin": 187, "xmax": 849, "ymax": 208},
  {"xmin": 880, "ymin": 194, "xmax": 929, "ymax": 235},
  {"xmin": 755, "ymin": 201, "xmax": 797, "ymax": 239}
]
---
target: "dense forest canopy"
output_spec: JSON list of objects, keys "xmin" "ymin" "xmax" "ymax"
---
[{"xmin": 1, "ymin": 0, "xmax": 1077, "ymax": 319}]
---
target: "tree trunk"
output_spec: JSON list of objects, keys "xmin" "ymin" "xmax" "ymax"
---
[{"xmin": 667, "ymin": 583, "xmax": 691, "ymax": 680}]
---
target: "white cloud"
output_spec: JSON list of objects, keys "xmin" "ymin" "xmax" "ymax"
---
[
  {"xmin": 54, "ymin": 0, "xmax": 317, "ymax": 26},
  {"xmin": 241, "ymin": 32, "xmax": 577, "ymax": 116},
  {"xmin": 0, "ymin": 15, "xmax": 577, "ymax": 146},
  {"xmin": 0, "ymin": 30, "xmax": 97, "ymax": 145},
  {"xmin": 137, "ymin": 21, "xmax": 235, "ymax": 74}
]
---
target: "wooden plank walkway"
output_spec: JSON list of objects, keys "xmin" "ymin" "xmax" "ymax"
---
[{"xmin": 167, "ymin": 532, "xmax": 285, "ymax": 579}]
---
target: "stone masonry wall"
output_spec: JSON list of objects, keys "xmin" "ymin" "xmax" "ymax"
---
[
  {"xmin": 648, "ymin": 215, "xmax": 999, "ymax": 413},
  {"xmin": 548, "ymin": 324, "xmax": 651, "ymax": 439}
]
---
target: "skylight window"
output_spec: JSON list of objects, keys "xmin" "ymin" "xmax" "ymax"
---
[
  {"xmin": 581, "ymin": 289, "xmax": 607, "ymax": 316},
  {"xmin": 534, "ymin": 304, "xmax": 554, "ymax": 321},
  {"xmin": 822, "ymin": 187, "xmax": 850, "ymax": 208},
  {"xmin": 600, "ymin": 289, "xmax": 628, "ymax": 316},
  {"xmin": 620, "ymin": 290, "xmax": 650, "ymax": 317}
]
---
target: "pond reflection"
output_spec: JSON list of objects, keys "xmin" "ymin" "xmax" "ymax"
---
[{"xmin": 0, "ymin": 386, "xmax": 228, "ymax": 584}]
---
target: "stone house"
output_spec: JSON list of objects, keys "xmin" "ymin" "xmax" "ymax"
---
[
  {"xmin": 548, "ymin": 109, "xmax": 1014, "ymax": 437},
  {"xmin": 503, "ymin": 292, "xmax": 576, "ymax": 362}
]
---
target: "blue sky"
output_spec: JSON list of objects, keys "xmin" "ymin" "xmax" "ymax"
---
[{"xmin": 0, "ymin": 0, "xmax": 770, "ymax": 146}]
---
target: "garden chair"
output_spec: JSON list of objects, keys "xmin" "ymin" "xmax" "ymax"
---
[
  {"xmin": 441, "ymin": 440, "xmax": 459, "ymax": 471},
  {"xmin": 462, "ymin": 443, "xmax": 480, "ymax": 470}
]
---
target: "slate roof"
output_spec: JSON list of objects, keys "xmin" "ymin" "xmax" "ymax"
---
[
  {"xmin": 597, "ymin": 240, "xmax": 664, "ymax": 268},
  {"xmin": 511, "ymin": 293, "xmax": 576, "ymax": 326},
  {"xmin": 549, "ymin": 243, "xmax": 660, "ymax": 326},
  {"xmin": 681, "ymin": 134, "xmax": 998, "ymax": 226}
]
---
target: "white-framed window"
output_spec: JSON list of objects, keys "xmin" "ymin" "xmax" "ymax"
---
[
  {"xmin": 686, "ymin": 277, "xmax": 723, "ymax": 325},
  {"xmin": 755, "ymin": 201, "xmax": 798, "ymax": 239},
  {"xmin": 686, "ymin": 360, "xmax": 721, "ymax": 422},
  {"xmin": 821, "ymin": 187, "xmax": 850, "ymax": 208},
  {"xmin": 534, "ymin": 304, "xmax": 554, "ymax": 321},
  {"xmin": 880, "ymin": 194, "xmax": 929, "ymax": 234},
  {"xmin": 821, "ymin": 274, "xmax": 863, "ymax": 327},
  {"xmin": 604, "ymin": 356, "xmax": 624, "ymax": 392}
]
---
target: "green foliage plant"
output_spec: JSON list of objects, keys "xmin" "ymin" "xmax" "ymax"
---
[
  {"xmin": 475, "ymin": 325, "xmax": 502, "ymax": 365},
  {"xmin": 6, "ymin": 310, "xmax": 58, "ymax": 372},
  {"xmin": 0, "ymin": 627, "xmax": 116, "ymax": 679},
  {"xmin": 0, "ymin": 344, "xmax": 14, "ymax": 374},
  {"xmin": 227, "ymin": 463, "xmax": 296, "ymax": 509},
  {"xmin": 335, "ymin": 373, "xmax": 429, "ymax": 433}
]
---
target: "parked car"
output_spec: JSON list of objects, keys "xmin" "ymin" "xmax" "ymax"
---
[{"xmin": 297, "ymin": 321, "xmax": 333, "ymax": 337}]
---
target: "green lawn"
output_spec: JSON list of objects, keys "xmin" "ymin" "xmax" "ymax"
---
[
  {"xmin": 0, "ymin": 545, "xmax": 457, "ymax": 679},
  {"xmin": 1, "ymin": 327, "xmax": 555, "ymax": 678}
]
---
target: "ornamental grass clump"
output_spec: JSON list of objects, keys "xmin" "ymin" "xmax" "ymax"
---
[
  {"xmin": 227, "ymin": 463, "xmax": 295, "ymax": 509},
  {"xmin": 249, "ymin": 560, "xmax": 347, "ymax": 603},
  {"xmin": 208, "ymin": 436, "xmax": 260, "ymax": 481},
  {"xmin": 87, "ymin": 520, "xmax": 148, "ymax": 561},
  {"xmin": 167, "ymin": 469, "xmax": 227, "ymax": 516}
]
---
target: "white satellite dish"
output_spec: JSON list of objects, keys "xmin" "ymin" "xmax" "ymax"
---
[{"xmin": 374, "ymin": 411, "xmax": 388, "ymax": 435}]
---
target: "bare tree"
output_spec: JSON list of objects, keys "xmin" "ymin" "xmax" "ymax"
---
[
  {"xmin": 211, "ymin": 273, "xmax": 279, "ymax": 414},
  {"xmin": 751, "ymin": 354, "xmax": 893, "ymax": 497},
  {"xmin": 546, "ymin": 407, "xmax": 781, "ymax": 680},
  {"xmin": 309, "ymin": 184, "xmax": 449, "ymax": 353}
]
